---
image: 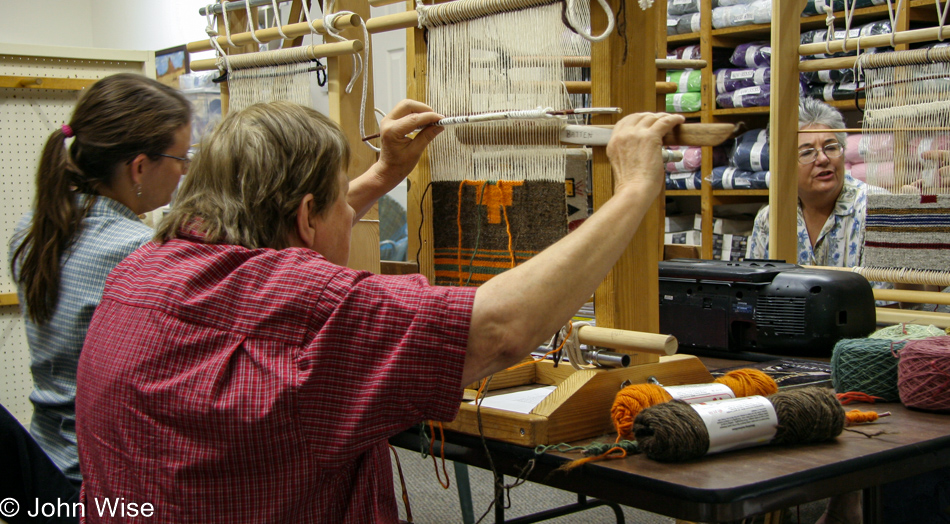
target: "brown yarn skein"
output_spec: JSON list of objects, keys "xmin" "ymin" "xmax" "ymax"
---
[{"xmin": 634, "ymin": 387, "xmax": 846, "ymax": 462}]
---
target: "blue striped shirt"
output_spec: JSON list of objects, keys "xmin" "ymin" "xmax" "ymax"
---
[
  {"xmin": 9, "ymin": 195, "xmax": 153, "ymax": 482},
  {"xmin": 747, "ymin": 174, "xmax": 894, "ymax": 301}
]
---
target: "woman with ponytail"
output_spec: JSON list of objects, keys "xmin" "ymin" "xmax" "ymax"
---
[{"xmin": 8, "ymin": 73, "xmax": 191, "ymax": 485}]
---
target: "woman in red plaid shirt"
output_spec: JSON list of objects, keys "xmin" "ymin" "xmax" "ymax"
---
[{"xmin": 76, "ymin": 101, "xmax": 683, "ymax": 523}]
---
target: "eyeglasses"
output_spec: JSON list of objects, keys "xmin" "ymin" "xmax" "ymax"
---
[
  {"xmin": 798, "ymin": 143, "xmax": 843, "ymax": 165},
  {"xmin": 158, "ymin": 153, "xmax": 192, "ymax": 172}
]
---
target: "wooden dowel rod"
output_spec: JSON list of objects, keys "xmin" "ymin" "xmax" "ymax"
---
[
  {"xmin": 656, "ymin": 81, "xmax": 678, "ymax": 94},
  {"xmin": 874, "ymin": 288, "xmax": 950, "ymax": 305},
  {"xmin": 365, "ymin": 10, "xmax": 420, "ymax": 33},
  {"xmin": 577, "ymin": 325, "xmax": 678, "ymax": 356},
  {"xmin": 441, "ymin": 122, "xmax": 736, "ymax": 147},
  {"xmin": 462, "ymin": 56, "xmax": 710, "ymax": 69},
  {"xmin": 579, "ymin": 123, "xmax": 738, "ymax": 147},
  {"xmin": 190, "ymin": 40, "xmax": 363, "ymax": 71},
  {"xmin": 801, "ymin": 127, "xmax": 950, "ymax": 133},
  {"xmin": 808, "ymin": 265, "xmax": 950, "ymax": 287},
  {"xmin": 186, "ymin": 13, "xmax": 361, "ymax": 53},
  {"xmin": 798, "ymin": 56, "xmax": 860, "ymax": 72},
  {"xmin": 663, "ymin": 122, "xmax": 739, "ymax": 146},
  {"xmin": 799, "ymin": 26, "xmax": 950, "ymax": 56},
  {"xmin": 656, "ymin": 58, "xmax": 707, "ymax": 69},
  {"xmin": 472, "ymin": 80, "xmax": 674, "ymax": 95},
  {"xmin": 565, "ymin": 81, "xmax": 590, "ymax": 94},
  {"xmin": 876, "ymin": 308, "xmax": 950, "ymax": 328}
]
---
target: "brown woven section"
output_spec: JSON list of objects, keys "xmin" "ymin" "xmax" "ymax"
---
[{"xmin": 431, "ymin": 179, "xmax": 567, "ymax": 286}]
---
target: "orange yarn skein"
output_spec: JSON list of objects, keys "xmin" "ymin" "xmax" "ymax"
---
[
  {"xmin": 844, "ymin": 409, "xmax": 882, "ymax": 425},
  {"xmin": 610, "ymin": 385, "xmax": 672, "ymax": 441},
  {"xmin": 611, "ymin": 369, "xmax": 779, "ymax": 441}
]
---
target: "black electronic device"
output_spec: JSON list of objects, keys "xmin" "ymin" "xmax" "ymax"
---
[{"xmin": 659, "ymin": 259, "xmax": 876, "ymax": 357}]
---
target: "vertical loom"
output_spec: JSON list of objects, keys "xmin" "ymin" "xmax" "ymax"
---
[
  {"xmin": 401, "ymin": 0, "xmax": 718, "ymax": 446},
  {"xmin": 774, "ymin": 0, "xmax": 950, "ymax": 327},
  {"xmin": 187, "ymin": 0, "xmax": 382, "ymax": 272}
]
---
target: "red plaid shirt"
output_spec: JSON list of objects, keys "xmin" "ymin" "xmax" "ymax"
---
[{"xmin": 76, "ymin": 226, "xmax": 474, "ymax": 523}]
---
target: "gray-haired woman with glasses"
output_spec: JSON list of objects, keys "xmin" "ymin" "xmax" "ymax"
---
[{"xmin": 746, "ymin": 97, "xmax": 888, "ymax": 272}]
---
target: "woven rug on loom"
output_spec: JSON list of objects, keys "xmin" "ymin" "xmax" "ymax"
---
[
  {"xmin": 432, "ymin": 179, "xmax": 567, "ymax": 286},
  {"xmin": 864, "ymin": 194, "xmax": 950, "ymax": 271}
]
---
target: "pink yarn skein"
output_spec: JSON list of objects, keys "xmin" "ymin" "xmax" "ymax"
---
[{"xmin": 898, "ymin": 336, "xmax": 950, "ymax": 412}]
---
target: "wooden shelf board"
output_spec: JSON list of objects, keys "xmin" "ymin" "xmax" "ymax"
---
[
  {"xmin": 668, "ymin": 32, "xmax": 700, "ymax": 44},
  {"xmin": 0, "ymin": 293, "xmax": 19, "ymax": 307},
  {"xmin": 705, "ymin": 2, "xmax": 937, "ymax": 42},
  {"xmin": 713, "ymin": 106, "xmax": 769, "ymax": 116},
  {"xmin": 713, "ymin": 189, "xmax": 769, "ymax": 196},
  {"xmin": 666, "ymin": 189, "xmax": 702, "ymax": 196},
  {"xmin": 672, "ymin": 111, "xmax": 702, "ymax": 119},
  {"xmin": 0, "ymin": 75, "xmax": 96, "ymax": 91},
  {"xmin": 712, "ymin": 22, "xmax": 771, "ymax": 40}
]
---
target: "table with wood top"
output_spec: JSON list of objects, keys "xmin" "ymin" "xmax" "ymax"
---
[{"xmin": 390, "ymin": 401, "xmax": 950, "ymax": 523}]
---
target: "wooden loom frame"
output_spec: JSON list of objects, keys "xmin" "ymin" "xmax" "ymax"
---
[
  {"xmin": 187, "ymin": 0, "xmax": 384, "ymax": 273},
  {"xmin": 402, "ymin": 0, "xmax": 715, "ymax": 446},
  {"xmin": 771, "ymin": 0, "xmax": 950, "ymax": 327}
]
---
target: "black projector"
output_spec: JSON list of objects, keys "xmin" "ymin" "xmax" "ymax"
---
[{"xmin": 659, "ymin": 259, "xmax": 877, "ymax": 357}]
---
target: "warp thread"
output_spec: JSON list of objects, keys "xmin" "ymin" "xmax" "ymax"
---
[
  {"xmin": 898, "ymin": 336, "xmax": 950, "ymax": 412},
  {"xmin": 610, "ymin": 369, "xmax": 778, "ymax": 441},
  {"xmin": 634, "ymin": 387, "xmax": 846, "ymax": 462}
]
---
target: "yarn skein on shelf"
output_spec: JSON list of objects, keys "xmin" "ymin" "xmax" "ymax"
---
[
  {"xmin": 832, "ymin": 324, "xmax": 945, "ymax": 402},
  {"xmin": 634, "ymin": 387, "xmax": 845, "ymax": 462},
  {"xmin": 610, "ymin": 369, "xmax": 778, "ymax": 441},
  {"xmin": 898, "ymin": 336, "xmax": 950, "ymax": 412}
]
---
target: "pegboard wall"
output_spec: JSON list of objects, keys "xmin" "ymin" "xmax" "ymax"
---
[{"xmin": 0, "ymin": 43, "xmax": 153, "ymax": 425}]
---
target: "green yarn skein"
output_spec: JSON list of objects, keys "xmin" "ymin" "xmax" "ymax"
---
[
  {"xmin": 832, "ymin": 323, "xmax": 942, "ymax": 402},
  {"xmin": 831, "ymin": 338, "xmax": 904, "ymax": 402}
]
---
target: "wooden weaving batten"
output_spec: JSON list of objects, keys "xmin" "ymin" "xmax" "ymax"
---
[{"xmin": 452, "ymin": 122, "xmax": 738, "ymax": 147}]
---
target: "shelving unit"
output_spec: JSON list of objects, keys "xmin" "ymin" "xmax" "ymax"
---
[{"xmin": 664, "ymin": 0, "xmax": 939, "ymax": 260}]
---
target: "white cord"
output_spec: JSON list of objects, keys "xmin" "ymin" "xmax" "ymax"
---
[
  {"xmin": 271, "ymin": 0, "xmax": 291, "ymax": 39},
  {"xmin": 220, "ymin": 1, "xmax": 239, "ymax": 49},
  {"xmin": 561, "ymin": 321, "xmax": 595, "ymax": 371},
  {"xmin": 563, "ymin": 0, "xmax": 616, "ymax": 41},
  {"xmin": 322, "ymin": 0, "xmax": 378, "ymax": 152},
  {"xmin": 206, "ymin": 3, "xmax": 232, "ymax": 75},
  {"xmin": 244, "ymin": 0, "xmax": 264, "ymax": 48}
]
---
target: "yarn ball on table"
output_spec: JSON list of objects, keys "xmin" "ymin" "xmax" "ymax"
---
[
  {"xmin": 831, "ymin": 338, "xmax": 905, "ymax": 402},
  {"xmin": 869, "ymin": 323, "xmax": 946, "ymax": 340},
  {"xmin": 634, "ymin": 387, "xmax": 845, "ymax": 462},
  {"xmin": 833, "ymin": 324, "xmax": 947, "ymax": 403},
  {"xmin": 610, "ymin": 369, "xmax": 778, "ymax": 441},
  {"xmin": 898, "ymin": 336, "xmax": 950, "ymax": 412}
]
